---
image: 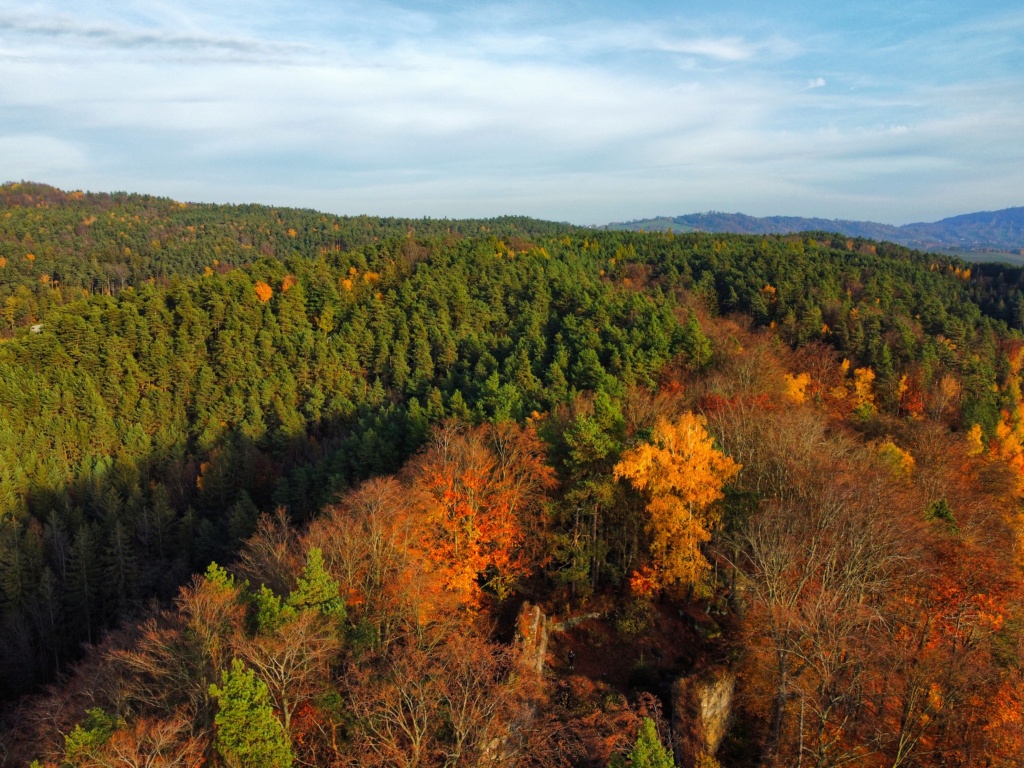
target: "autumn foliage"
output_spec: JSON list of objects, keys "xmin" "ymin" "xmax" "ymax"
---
[
  {"xmin": 614, "ymin": 412, "xmax": 740, "ymax": 594},
  {"xmin": 407, "ymin": 420, "xmax": 555, "ymax": 603},
  {"xmin": 9, "ymin": 423, "xmax": 559, "ymax": 767},
  {"xmin": 7, "ymin": 208, "xmax": 1024, "ymax": 768},
  {"xmin": 254, "ymin": 280, "xmax": 274, "ymax": 302},
  {"xmin": 10, "ymin": 336, "xmax": 1024, "ymax": 768}
]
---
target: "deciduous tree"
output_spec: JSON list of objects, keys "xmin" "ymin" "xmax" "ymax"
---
[
  {"xmin": 406, "ymin": 421, "xmax": 554, "ymax": 605},
  {"xmin": 614, "ymin": 413, "xmax": 739, "ymax": 593}
]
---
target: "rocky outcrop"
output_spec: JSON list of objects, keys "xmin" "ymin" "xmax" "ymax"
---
[
  {"xmin": 514, "ymin": 603, "xmax": 605, "ymax": 675},
  {"xmin": 514, "ymin": 602, "xmax": 552, "ymax": 676},
  {"xmin": 672, "ymin": 667, "xmax": 736, "ymax": 764}
]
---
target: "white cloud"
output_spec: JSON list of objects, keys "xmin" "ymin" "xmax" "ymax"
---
[
  {"xmin": 0, "ymin": 1, "xmax": 1021, "ymax": 223},
  {"xmin": 0, "ymin": 11, "xmax": 308, "ymax": 61},
  {"xmin": 659, "ymin": 36, "xmax": 756, "ymax": 61}
]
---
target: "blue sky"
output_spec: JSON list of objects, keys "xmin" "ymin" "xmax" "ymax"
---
[{"xmin": 1, "ymin": 1, "xmax": 1021, "ymax": 224}]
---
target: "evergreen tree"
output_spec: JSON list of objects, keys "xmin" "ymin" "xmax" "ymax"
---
[
  {"xmin": 680, "ymin": 311, "xmax": 712, "ymax": 372},
  {"xmin": 209, "ymin": 658, "xmax": 293, "ymax": 768},
  {"xmin": 288, "ymin": 547, "xmax": 346, "ymax": 624},
  {"xmin": 63, "ymin": 707, "xmax": 120, "ymax": 764},
  {"xmin": 65, "ymin": 523, "xmax": 100, "ymax": 645},
  {"xmin": 611, "ymin": 718, "xmax": 674, "ymax": 768},
  {"xmin": 101, "ymin": 517, "xmax": 137, "ymax": 618}
]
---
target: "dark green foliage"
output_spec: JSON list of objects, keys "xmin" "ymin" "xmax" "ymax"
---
[
  {"xmin": 1, "ymin": 186, "xmax": 1021, "ymax": 702},
  {"xmin": 548, "ymin": 391, "xmax": 628, "ymax": 593},
  {"xmin": 680, "ymin": 311, "xmax": 712, "ymax": 371},
  {"xmin": 0, "ymin": 219, "xmax": 680, "ymax": 697},
  {"xmin": 0, "ymin": 182, "xmax": 573, "ymax": 323},
  {"xmin": 924, "ymin": 498, "xmax": 959, "ymax": 534}
]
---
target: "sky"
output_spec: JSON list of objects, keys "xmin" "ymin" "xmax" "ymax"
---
[{"xmin": 1, "ymin": 1, "xmax": 1022, "ymax": 225}]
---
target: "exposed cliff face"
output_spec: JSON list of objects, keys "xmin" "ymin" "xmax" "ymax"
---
[
  {"xmin": 515, "ymin": 602, "xmax": 552, "ymax": 676},
  {"xmin": 673, "ymin": 667, "xmax": 736, "ymax": 764}
]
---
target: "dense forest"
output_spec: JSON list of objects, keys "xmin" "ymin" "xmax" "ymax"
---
[{"xmin": 3, "ymin": 182, "xmax": 1024, "ymax": 767}]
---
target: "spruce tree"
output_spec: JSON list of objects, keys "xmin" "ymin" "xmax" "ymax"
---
[
  {"xmin": 681, "ymin": 311, "xmax": 712, "ymax": 372},
  {"xmin": 209, "ymin": 658, "xmax": 293, "ymax": 768},
  {"xmin": 611, "ymin": 718, "xmax": 674, "ymax": 768},
  {"xmin": 288, "ymin": 547, "xmax": 346, "ymax": 624}
]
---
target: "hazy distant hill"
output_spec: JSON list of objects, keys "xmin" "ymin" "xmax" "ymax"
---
[{"xmin": 606, "ymin": 207, "xmax": 1024, "ymax": 255}]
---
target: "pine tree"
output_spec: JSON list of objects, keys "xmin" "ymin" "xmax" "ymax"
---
[
  {"xmin": 681, "ymin": 311, "xmax": 712, "ymax": 372},
  {"xmin": 63, "ymin": 707, "xmax": 121, "ymax": 764},
  {"xmin": 209, "ymin": 658, "xmax": 293, "ymax": 768},
  {"xmin": 288, "ymin": 547, "xmax": 346, "ymax": 624},
  {"xmin": 101, "ymin": 517, "xmax": 137, "ymax": 618},
  {"xmin": 619, "ymin": 718, "xmax": 675, "ymax": 768},
  {"xmin": 65, "ymin": 523, "xmax": 100, "ymax": 644}
]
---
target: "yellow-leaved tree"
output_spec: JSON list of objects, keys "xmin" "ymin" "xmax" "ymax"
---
[{"xmin": 614, "ymin": 413, "xmax": 740, "ymax": 594}]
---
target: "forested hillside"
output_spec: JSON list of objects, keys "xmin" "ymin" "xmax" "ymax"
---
[
  {"xmin": 608, "ymin": 207, "xmax": 1024, "ymax": 255},
  {"xmin": 0, "ymin": 181, "xmax": 571, "ymax": 322},
  {"xmin": 3, "ymin": 184, "xmax": 1024, "ymax": 767}
]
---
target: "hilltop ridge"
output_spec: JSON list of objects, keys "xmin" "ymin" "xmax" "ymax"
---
[{"xmin": 606, "ymin": 207, "xmax": 1024, "ymax": 256}]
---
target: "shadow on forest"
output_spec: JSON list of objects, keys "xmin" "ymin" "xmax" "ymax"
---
[{"xmin": 1, "ymin": 403, "xmax": 424, "ymax": 701}]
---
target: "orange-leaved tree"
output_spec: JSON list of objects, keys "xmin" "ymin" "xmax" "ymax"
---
[
  {"xmin": 614, "ymin": 412, "xmax": 739, "ymax": 594},
  {"xmin": 407, "ymin": 420, "xmax": 555, "ymax": 606},
  {"xmin": 254, "ymin": 280, "xmax": 274, "ymax": 303}
]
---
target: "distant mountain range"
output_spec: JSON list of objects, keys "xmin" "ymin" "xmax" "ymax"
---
[{"xmin": 604, "ymin": 207, "xmax": 1024, "ymax": 256}]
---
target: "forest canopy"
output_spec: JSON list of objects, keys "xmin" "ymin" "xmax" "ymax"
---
[{"xmin": 2, "ymin": 183, "xmax": 1024, "ymax": 767}]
